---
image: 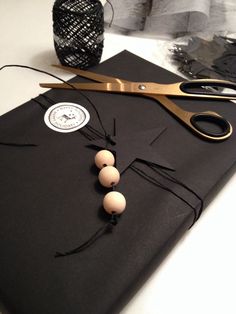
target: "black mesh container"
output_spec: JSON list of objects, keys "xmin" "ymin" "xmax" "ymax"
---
[{"xmin": 53, "ymin": 0, "xmax": 104, "ymax": 69}]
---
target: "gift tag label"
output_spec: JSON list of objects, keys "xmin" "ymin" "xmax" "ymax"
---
[{"xmin": 44, "ymin": 102, "xmax": 90, "ymax": 133}]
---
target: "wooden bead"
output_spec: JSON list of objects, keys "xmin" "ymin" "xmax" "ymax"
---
[
  {"xmin": 94, "ymin": 150, "xmax": 115, "ymax": 169},
  {"xmin": 98, "ymin": 166, "xmax": 120, "ymax": 188},
  {"xmin": 103, "ymin": 191, "xmax": 126, "ymax": 214}
]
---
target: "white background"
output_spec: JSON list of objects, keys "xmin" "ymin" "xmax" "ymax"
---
[{"xmin": 0, "ymin": 1, "xmax": 236, "ymax": 314}]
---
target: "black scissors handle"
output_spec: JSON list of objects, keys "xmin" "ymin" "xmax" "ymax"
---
[
  {"xmin": 190, "ymin": 112, "xmax": 232, "ymax": 139},
  {"xmin": 180, "ymin": 79, "xmax": 236, "ymax": 98},
  {"xmin": 176, "ymin": 80, "xmax": 234, "ymax": 139},
  {"xmin": 151, "ymin": 95, "xmax": 232, "ymax": 141}
]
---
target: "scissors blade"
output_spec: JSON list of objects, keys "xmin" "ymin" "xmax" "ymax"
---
[
  {"xmin": 39, "ymin": 81, "xmax": 236, "ymax": 100},
  {"xmin": 39, "ymin": 82, "xmax": 174, "ymax": 95},
  {"xmin": 52, "ymin": 64, "xmax": 125, "ymax": 83}
]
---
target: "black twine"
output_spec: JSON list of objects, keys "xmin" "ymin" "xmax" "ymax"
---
[
  {"xmin": 0, "ymin": 64, "xmax": 108, "ymax": 137},
  {"xmin": 55, "ymin": 213, "xmax": 118, "ymax": 257},
  {"xmin": 130, "ymin": 164, "xmax": 203, "ymax": 227},
  {"xmin": 106, "ymin": 0, "xmax": 115, "ymax": 27},
  {"xmin": 147, "ymin": 162, "xmax": 203, "ymax": 221}
]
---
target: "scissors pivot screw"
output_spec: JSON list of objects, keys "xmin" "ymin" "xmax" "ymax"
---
[{"xmin": 138, "ymin": 84, "xmax": 146, "ymax": 90}]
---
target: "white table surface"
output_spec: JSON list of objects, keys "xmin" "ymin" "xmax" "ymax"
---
[{"xmin": 0, "ymin": 1, "xmax": 236, "ymax": 314}]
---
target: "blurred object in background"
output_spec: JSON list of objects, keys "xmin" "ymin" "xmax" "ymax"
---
[
  {"xmin": 53, "ymin": 0, "xmax": 104, "ymax": 69},
  {"xmin": 104, "ymin": 0, "xmax": 236, "ymax": 39},
  {"xmin": 170, "ymin": 36, "xmax": 236, "ymax": 82}
]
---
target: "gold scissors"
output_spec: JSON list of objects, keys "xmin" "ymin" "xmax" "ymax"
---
[{"xmin": 40, "ymin": 65, "xmax": 236, "ymax": 141}]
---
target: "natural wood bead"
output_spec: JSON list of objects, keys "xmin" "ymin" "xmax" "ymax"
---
[
  {"xmin": 98, "ymin": 166, "xmax": 120, "ymax": 188},
  {"xmin": 94, "ymin": 150, "xmax": 115, "ymax": 169},
  {"xmin": 103, "ymin": 191, "xmax": 126, "ymax": 215}
]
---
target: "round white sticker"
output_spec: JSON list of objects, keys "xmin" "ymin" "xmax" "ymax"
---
[{"xmin": 44, "ymin": 102, "xmax": 90, "ymax": 133}]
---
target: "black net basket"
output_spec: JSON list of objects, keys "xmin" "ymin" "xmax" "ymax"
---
[{"xmin": 53, "ymin": 0, "xmax": 104, "ymax": 69}]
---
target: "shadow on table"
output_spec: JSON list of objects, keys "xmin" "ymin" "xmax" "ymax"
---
[{"xmin": 30, "ymin": 49, "xmax": 59, "ymax": 69}]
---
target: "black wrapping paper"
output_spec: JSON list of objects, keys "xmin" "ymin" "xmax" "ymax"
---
[{"xmin": 0, "ymin": 51, "xmax": 236, "ymax": 314}]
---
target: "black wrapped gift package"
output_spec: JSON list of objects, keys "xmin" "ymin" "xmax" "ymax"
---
[{"xmin": 0, "ymin": 51, "xmax": 236, "ymax": 314}]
